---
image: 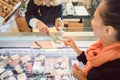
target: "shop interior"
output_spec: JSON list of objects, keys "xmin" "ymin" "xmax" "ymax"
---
[
  {"xmin": 0, "ymin": 0, "xmax": 101, "ymax": 80},
  {"xmin": 0, "ymin": 0, "xmax": 101, "ymax": 32}
]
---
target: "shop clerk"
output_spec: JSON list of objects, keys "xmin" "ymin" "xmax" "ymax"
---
[{"xmin": 25, "ymin": 0, "xmax": 63, "ymax": 35}]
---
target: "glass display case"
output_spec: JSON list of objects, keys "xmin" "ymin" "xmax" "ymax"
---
[
  {"xmin": 0, "ymin": 0, "xmax": 97, "ymax": 80},
  {"xmin": 0, "ymin": 31, "xmax": 97, "ymax": 80}
]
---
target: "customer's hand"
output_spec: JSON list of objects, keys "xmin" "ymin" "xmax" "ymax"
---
[
  {"xmin": 36, "ymin": 21, "xmax": 50, "ymax": 36},
  {"xmin": 73, "ymin": 64, "xmax": 87, "ymax": 80},
  {"xmin": 63, "ymin": 36, "xmax": 82, "ymax": 55},
  {"xmin": 63, "ymin": 36, "xmax": 77, "ymax": 49}
]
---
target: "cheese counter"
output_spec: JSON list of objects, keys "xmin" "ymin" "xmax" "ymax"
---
[{"xmin": 0, "ymin": 32, "xmax": 97, "ymax": 80}]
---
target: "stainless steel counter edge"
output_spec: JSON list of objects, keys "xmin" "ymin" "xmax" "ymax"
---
[
  {"xmin": 0, "ymin": 32, "xmax": 97, "ymax": 48},
  {"xmin": 0, "ymin": 32, "xmax": 97, "ymax": 41}
]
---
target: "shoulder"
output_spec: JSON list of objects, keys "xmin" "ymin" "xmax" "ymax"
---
[
  {"xmin": 96, "ymin": 59, "xmax": 120, "ymax": 73},
  {"xmin": 100, "ymin": 59, "xmax": 120, "ymax": 69},
  {"xmin": 52, "ymin": 4, "xmax": 63, "ymax": 9},
  {"xmin": 52, "ymin": 4, "xmax": 62, "ymax": 7},
  {"xmin": 87, "ymin": 59, "xmax": 120, "ymax": 80}
]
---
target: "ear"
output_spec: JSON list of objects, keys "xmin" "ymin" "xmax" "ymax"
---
[{"xmin": 105, "ymin": 26, "xmax": 115, "ymax": 35}]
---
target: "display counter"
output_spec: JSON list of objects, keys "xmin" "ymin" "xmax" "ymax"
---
[
  {"xmin": 0, "ymin": 1, "xmax": 95, "ymax": 79},
  {"xmin": 0, "ymin": 31, "xmax": 97, "ymax": 80}
]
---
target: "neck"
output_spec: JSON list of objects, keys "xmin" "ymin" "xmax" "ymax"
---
[
  {"xmin": 101, "ymin": 38, "xmax": 117, "ymax": 47},
  {"xmin": 45, "ymin": 3, "xmax": 51, "ymax": 6},
  {"xmin": 44, "ymin": 1, "xmax": 51, "ymax": 7}
]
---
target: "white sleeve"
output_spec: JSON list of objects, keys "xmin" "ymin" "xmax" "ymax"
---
[{"xmin": 29, "ymin": 18, "xmax": 39, "ymax": 28}]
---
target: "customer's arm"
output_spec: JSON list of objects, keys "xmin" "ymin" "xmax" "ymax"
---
[
  {"xmin": 63, "ymin": 36, "xmax": 87, "ymax": 64},
  {"xmin": 77, "ymin": 51, "xmax": 87, "ymax": 65},
  {"xmin": 63, "ymin": 37, "xmax": 82, "ymax": 54}
]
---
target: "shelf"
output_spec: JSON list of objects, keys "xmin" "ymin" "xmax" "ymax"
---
[
  {"xmin": 3, "ymin": 2, "xmax": 22, "ymax": 24},
  {"xmin": 0, "ymin": 0, "xmax": 27, "ymax": 25}
]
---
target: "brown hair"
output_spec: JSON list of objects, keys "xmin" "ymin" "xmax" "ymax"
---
[{"xmin": 100, "ymin": 0, "xmax": 120, "ymax": 41}]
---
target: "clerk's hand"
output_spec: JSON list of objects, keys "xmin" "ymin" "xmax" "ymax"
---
[
  {"xmin": 55, "ymin": 23, "xmax": 60, "ymax": 31},
  {"xmin": 73, "ymin": 64, "xmax": 87, "ymax": 80},
  {"xmin": 55, "ymin": 18, "xmax": 63, "ymax": 31},
  {"xmin": 63, "ymin": 36, "xmax": 77, "ymax": 49},
  {"xmin": 36, "ymin": 21, "xmax": 50, "ymax": 36}
]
